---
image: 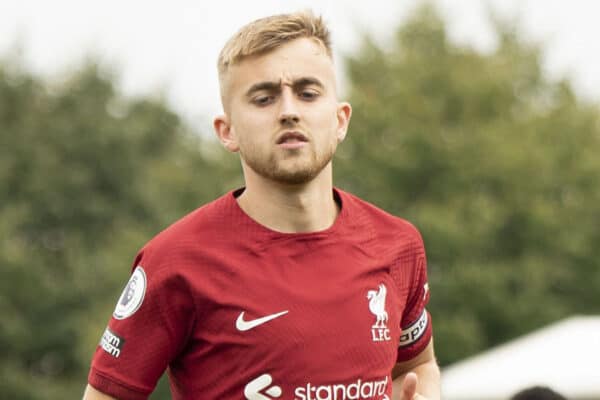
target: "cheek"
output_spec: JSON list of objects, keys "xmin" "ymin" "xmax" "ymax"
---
[
  {"xmin": 232, "ymin": 110, "xmax": 265, "ymax": 143},
  {"xmin": 234, "ymin": 121, "xmax": 274, "ymax": 156},
  {"xmin": 319, "ymin": 107, "xmax": 341, "ymax": 141},
  {"xmin": 307, "ymin": 101, "xmax": 337, "ymax": 128}
]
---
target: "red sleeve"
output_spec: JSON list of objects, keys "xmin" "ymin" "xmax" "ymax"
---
[
  {"xmin": 395, "ymin": 228, "xmax": 432, "ymax": 363},
  {"xmin": 88, "ymin": 249, "xmax": 195, "ymax": 400}
]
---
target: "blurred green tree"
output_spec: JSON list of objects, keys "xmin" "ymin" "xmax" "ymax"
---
[
  {"xmin": 0, "ymin": 59, "xmax": 240, "ymax": 399},
  {"xmin": 337, "ymin": 4, "xmax": 600, "ymax": 365}
]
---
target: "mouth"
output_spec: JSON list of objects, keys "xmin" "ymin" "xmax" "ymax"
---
[
  {"xmin": 276, "ymin": 131, "xmax": 309, "ymax": 145},
  {"xmin": 276, "ymin": 131, "xmax": 309, "ymax": 149}
]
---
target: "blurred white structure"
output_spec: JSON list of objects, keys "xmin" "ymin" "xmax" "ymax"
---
[{"xmin": 442, "ymin": 315, "xmax": 600, "ymax": 400}]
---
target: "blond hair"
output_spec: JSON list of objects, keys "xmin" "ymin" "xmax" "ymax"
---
[{"xmin": 217, "ymin": 11, "xmax": 332, "ymax": 105}]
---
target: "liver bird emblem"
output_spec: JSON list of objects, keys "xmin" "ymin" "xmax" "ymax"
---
[{"xmin": 367, "ymin": 284, "xmax": 388, "ymax": 328}]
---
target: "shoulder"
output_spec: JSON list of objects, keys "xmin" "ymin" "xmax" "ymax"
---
[
  {"xmin": 135, "ymin": 191, "xmax": 235, "ymax": 272},
  {"xmin": 337, "ymin": 188, "xmax": 424, "ymax": 245}
]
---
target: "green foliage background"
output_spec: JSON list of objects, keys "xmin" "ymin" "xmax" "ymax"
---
[
  {"xmin": 1, "ymin": 5, "xmax": 598, "ymax": 399},
  {"xmin": 337, "ymin": 6, "xmax": 600, "ymax": 365}
]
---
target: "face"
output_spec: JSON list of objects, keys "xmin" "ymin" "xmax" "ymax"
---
[{"xmin": 214, "ymin": 38, "xmax": 351, "ymax": 185}]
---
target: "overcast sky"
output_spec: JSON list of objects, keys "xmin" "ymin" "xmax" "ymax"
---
[{"xmin": 1, "ymin": 0, "xmax": 599, "ymax": 131}]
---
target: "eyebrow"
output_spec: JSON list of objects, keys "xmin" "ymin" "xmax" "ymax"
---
[{"xmin": 244, "ymin": 77, "xmax": 325, "ymax": 98}]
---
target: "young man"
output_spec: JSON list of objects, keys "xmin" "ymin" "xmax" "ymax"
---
[{"xmin": 84, "ymin": 11, "xmax": 440, "ymax": 400}]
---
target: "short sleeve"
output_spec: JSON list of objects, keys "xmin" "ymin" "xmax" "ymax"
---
[
  {"xmin": 88, "ymin": 249, "xmax": 195, "ymax": 400},
  {"xmin": 395, "ymin": 229, "xmax": 432, "ymax": 363}
]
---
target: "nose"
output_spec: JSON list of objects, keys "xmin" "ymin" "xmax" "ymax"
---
[{"xmin": 278, "ymin": 89, "xmax": 300, "ymax": 126}]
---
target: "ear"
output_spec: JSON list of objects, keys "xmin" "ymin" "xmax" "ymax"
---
[
  {"xmin": 335, "ymin": 102, "xmax": 352, "ymax": 143},
  {"xmin": 213, "ymin": 114, "xmax": 239, "ymax": 152}
]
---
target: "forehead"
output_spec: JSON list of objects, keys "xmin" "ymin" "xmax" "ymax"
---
[{"xmin": 227, "ymin": 38, "xmax": 336, "ymax": 94}]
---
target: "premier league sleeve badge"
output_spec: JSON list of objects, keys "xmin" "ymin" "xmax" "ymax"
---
[{"xmin": 113, "ymin": 266, "xmax": 147, "ymax": 320}]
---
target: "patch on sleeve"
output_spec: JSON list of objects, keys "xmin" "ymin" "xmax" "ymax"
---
[
  {"xmin": 100, "ymin": 327, "xmax": 125, "ymax": 358},
  {"xmin": 113, "ymin": 266, "xmax": 147, "ymax": 320},
  {"xmin": 399, "ymin": 310, "xmax": 428, "ymax": 347}
]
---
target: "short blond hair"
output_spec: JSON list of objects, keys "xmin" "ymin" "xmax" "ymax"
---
[{"xmin": 217, "ymin": 11, "xmax": 332, "ymax": 105}]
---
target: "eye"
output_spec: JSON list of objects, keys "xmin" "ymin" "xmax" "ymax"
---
[
  {"xmin": 299, "ymin": 90, "xmax": 319, "ymax": 101},
  {"xmin": 252, "ymin": 95, "xmax": 275, "ymax": 106}
]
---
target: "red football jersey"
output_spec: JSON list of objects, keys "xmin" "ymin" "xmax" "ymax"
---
[{"xmin": 88, "ymin": 188, "xmax": 432, "ymax": 400}]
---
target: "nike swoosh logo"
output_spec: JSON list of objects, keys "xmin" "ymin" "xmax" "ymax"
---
[{"xmin": 236, "ymin": 310, "xmax": 289, "ymax": 331}]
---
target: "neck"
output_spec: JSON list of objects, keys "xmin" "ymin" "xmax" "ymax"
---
[{"xmin": 236, "ymin": 164, "xmax": 339, "ymax": 233}]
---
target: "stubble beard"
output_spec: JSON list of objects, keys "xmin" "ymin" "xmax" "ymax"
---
[{"xmin": 241, "ymin": 140, "xmax": 337, "ymax": 185}]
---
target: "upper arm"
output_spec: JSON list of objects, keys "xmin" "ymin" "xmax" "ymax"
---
[
  {"xmin": 87, "ymin": 255, "xmax": 196, "ymax": 399},
  {"xmin": 83, "ymin": 384, "xmax": 118, "ymax": 400},
  {"xmin": 395, "ymin": 227, "xmax": 433, "ymax": 363}
]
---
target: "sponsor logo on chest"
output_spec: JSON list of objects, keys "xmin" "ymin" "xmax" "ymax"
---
[
  {"xmin": 244, "ymin": 373, "xmax": 389, "ymax": 400},
  {"xmin": 367, "ymin": 284, "xmax": 391, "ymax": 342}
]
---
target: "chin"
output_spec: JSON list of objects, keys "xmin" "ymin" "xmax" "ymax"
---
[
  {"xmin": 243, "ymin": 149, "xmax": 334, "ymax": 185},
  {"xmin": 271, "ymin": 160, "xmax": 333, "ymax": 184},
  {"xmin": 271, "ymin": 171, "xmax": 317, "ymax": 185}
]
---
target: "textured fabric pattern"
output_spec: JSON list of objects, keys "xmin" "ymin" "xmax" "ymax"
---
[{"xmin": 88, "ymin": 188, "xmax": 432, "ymax": 400}]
